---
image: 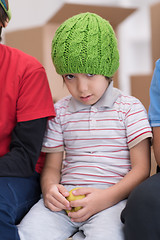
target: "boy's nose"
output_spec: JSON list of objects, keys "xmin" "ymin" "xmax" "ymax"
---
[{"xmin": 77, "ymin": 78, "xmax": 88, "ymax": 93}]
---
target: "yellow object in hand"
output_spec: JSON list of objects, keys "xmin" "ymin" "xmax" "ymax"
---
[{"xmin": 66, "ymin": 187, "xmax": 85, "ymax": 213}]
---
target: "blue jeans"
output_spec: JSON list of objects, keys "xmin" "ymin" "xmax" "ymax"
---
[{"xmin": 0, "ymin": 172, "xmax": 41, "ymax": 240}]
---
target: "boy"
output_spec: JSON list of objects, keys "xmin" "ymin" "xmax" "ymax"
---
[
  {"xmin": 18, "ymin": 12, "xmax": 152, "ymax": 240},
  {"xmin": 0, "ymin": 1, "xmax": 55, "ymax": 239}
]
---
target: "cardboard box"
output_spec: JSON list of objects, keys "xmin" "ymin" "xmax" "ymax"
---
[
  {"xmin": 151, "ymin": 147, "xmax": 157, "ymax": 176},
  {"xmin": 130, "ymin": 74, "xmax": 153, "ymax": 112},
  {"xmin": 150, "ymin": 2, "xmax": 160, "ymax": 70},
  {"xmin": 5, "ymin": 3, "xmax": 136, "ymax": 101}
]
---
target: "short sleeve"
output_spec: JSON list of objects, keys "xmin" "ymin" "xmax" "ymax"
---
[
  {"xmin": 125, "ymin": 98, "xmax": 152, "ymax": 149},
  {"xmin": 42, "ymin": 114, "xmax": 64, "ymax": 153},
  {"xmin": 148, "ymin": 59, "xmax": 160, "ymax": 127},
  {"xmin": 17, "ymin": 67, "xmax": 55, "ymax": 122}
]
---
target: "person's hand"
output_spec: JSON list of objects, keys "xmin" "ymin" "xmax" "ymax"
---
[
  {"xmin": 67, "ymin": 187, "xmax": 110, "ymax": 222},
  {"xmin": 42, "ymin": 184, "xmax": 71, "ymax": 212}
]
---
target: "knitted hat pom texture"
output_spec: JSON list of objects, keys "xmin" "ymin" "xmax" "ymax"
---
[{"xmin": 52, "ymin": 12, "xmax": 119, "ymax": 77}]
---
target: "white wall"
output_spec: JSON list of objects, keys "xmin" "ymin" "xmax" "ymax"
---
[
  {"xmin": 118, "ymin": 6, "xmax": 152, "ymax": 94},
  {"xmin": 6, "ymin": 0, "xmax": 64, "ymax": 31}
]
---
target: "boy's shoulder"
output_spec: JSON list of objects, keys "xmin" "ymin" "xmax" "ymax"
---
[
  {"xmin": 115, "ymin": 88, "xmax": 142, "ymax": 105},
  {"xmin": 113, "ymin": 88, "xmax": 146, "ymax": 112},
  {"xmin": 1, "ymin": 44, "xmax": 44, "ymax": 70},
  {"xmin": 54, "ymin": 95, "xmax": 72, "ymax": 110}
]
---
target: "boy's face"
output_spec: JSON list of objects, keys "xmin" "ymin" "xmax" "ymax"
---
[{"xmin": 63, "ymin": 73, "xmax": 110, "ymax": 105}]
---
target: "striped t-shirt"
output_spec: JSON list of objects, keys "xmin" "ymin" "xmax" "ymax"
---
[{"xmin": 42, "ymin": 82, "xmax": 152, "ymax": 186}]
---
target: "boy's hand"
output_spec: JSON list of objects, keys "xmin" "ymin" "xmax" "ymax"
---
[
  {"xmin": 65, "ymin": 187, "xmax": 85, "ymax": 213},
  {"xmin": 67, "ymin": 187, "xmax": 109, "ymax": 222},
  {"xmin": 43, "ymin": 184, "xmax": 71, "ymax": 212}
]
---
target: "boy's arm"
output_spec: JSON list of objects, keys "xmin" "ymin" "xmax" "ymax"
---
[
  {"xmin": 41, "ymin": 151, "xmax": 63, "ymax": 191},
  {"xmin": 107, "ymin": 137, "xmax": 151, "ymax": 203},
  {"xmin": 40, "ymin": 151, "xmax": 70, "ymax": 211},
  {"xmin": 68, "ymin": 138, "xmax": 151, "ymax": 222},
  {"xmin": 152, "ymin": 127, "xmax": 160, "ymax": 166}
]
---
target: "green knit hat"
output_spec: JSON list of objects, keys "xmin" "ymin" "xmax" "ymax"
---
[
  {"xmin": 0, "ymin": 0, "xmax": 11, "ymax": 21},
  {"xmin": 51, "ymin": 12, "xmax": 119, "ymax": 77}
]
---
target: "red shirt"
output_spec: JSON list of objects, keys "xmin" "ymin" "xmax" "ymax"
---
[{"xmin": 0, "ymin": 44, "xmax": 55, "ymax": 173}]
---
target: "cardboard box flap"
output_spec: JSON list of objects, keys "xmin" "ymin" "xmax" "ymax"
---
[{"xmin": 47, "ymin": 3, "xmax": 136, "ymax": 29}]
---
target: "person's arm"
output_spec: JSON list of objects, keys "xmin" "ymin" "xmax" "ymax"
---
[
  {"xmin": 41, "ymin": 152, "xmax": 70, "ymax": 212},
  {"xmin": 148, "ymin": 60, "xmax": 160, "ymax": 170},
  {"xmin": 0, "ymin": 118, "xmax": 47, "ymax": 177},
  {"xmin": 67, "ymin": 138, "xmax": 151, "ymax": 222},
  {"xmin": 152, "ymin": 127, "xmax": 160, "ymax": 166}
]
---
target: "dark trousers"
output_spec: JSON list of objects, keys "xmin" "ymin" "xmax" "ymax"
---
[
  {"xmin": 0, "ymin": 173, "xmax": 41, "ymax": 240},
  {"xmin": 121, "ymin": 173, "xmax": 160, "ymax": 240}
]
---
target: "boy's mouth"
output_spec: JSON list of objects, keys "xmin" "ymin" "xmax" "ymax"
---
[{"xmin": 80, "ymin": 95, "xmax": 92, "ymax": 102}]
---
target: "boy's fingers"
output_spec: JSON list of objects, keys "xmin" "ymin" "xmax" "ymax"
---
[
  {"xmin": 72, "ymin": 187, "xmax": 92, "ymax": 196},
  {"xmin": 58, "ymin": 185, "xmax": 70, "ymax": 197}
]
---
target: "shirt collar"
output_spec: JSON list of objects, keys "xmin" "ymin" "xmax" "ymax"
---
[{"xmin": 68, "ymin": 81, "xmax": 121, "ymax": 113}]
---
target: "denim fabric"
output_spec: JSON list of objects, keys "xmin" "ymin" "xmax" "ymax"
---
[{"xmin": 0, "ymin": 173, "xmax": 41, "ymax": 240}]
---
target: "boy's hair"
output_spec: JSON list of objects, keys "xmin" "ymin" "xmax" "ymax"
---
[
  {"xmin": 0, "ymin": 0, "xmax": 11, "ymax": 41},
  {"xmin": 0, "ymin": 0, "xmax": 11, "ymax": 21},
  {"xmin": 51, "ymin": 12, "xmax": 119, "ymax": 77}
]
